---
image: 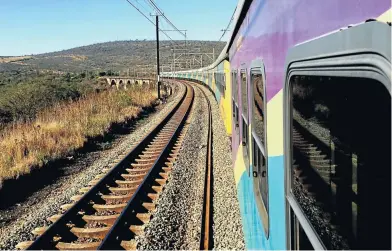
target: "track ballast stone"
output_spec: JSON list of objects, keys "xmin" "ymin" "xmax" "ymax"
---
[
  {"xmin": 137, "ymin": 85, "xmax": 208, "ymax": 250},
  {"xmin": 137, "ymin": 84, "xmax": 245, "ymax": 250},
  {"xmin": 199, "ymin": 84, "xmax": 245, "ymax": 250},
  {"xmin": 0, "ymin": 83, "xmax": 184, "ymax": 250}
]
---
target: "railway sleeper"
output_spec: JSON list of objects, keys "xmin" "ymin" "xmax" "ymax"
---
[
  {"xmin": 142, "ymin": 150, "xmax": 162, "ymax": 155},
  {"xmin": 130, "ymin": 162, "xmax": 153, "ymax": 169},
  {"xmin": 135, "ymin": 158, "xmax": 156, "ymax": 164},
  {"xmin": 121, "ymin": 173, "xmax": 146, "ymax": 179},
  {"xmin": 101, "ymin": 193, "xmax": 134, "ymax": 204},
  {"xmin": 142, "ymin": 202, "xmax": 156, "ymax": 211},
  {"xmin": 82, "ymin": 214, "xmax": 119, "ymax": 226},
  {"xmin": 70, "ymin": 226, "xmax": 110, "ymax": 239},
  {"xmin": 93, "ymin": 203, "xmax": 127, "ymax": 213},
  {"xmin": 139, "ymin": 153, "xmax": 160, "ymax": 159},
  {"xmin": 148, "ymin": 193, "xmax": 159, "ymax": 200},
  {"xmin": 109, "ymin": 186, "xmax": 137, "ymax": 195},
  {"xmin": 136, "ymin": 213, "xmax": 151, "ymax": 224},
  {"xmin": 121, "ymin": 240, "xmax": 138, "ymax": 250},
  {"xmin": 130, "ymin": 225, "xmax": 145, "ymax": 236},
  {"xmin": 55, "ymin": 241, "xmax": 101, "ymax": 251},
  {"xmin": 152, "ymin": 185, "xmax": 163, "ymax": 193},
  {"xmin": 60, "ymin": 203, "xmax": 75, "ymax": 211},
  {"xmin": 126, "ymin": 167, "xmax": 150, "ymax": 173},
  {"xmin": 48, "ymin": 214, "xmax": 62, "ymax": 223},
  {"xmin": 32, "ymin": 226, "xmax": 48, "ymax": 236}
]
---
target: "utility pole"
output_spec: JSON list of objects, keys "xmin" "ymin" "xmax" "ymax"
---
[{"xmin": 155, "ymin": 15, "xmax": 161, "ymax": 100}]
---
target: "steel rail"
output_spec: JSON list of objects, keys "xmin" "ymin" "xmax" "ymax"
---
[
  {"xmin": 98, "ymin": 82, "xmax": 194, "ymax": 249},
  {"xmin": 196, "ymin": 84, "xmax": 214, "ymax": 250}
]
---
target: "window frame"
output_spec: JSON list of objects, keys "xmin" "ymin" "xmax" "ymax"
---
[
  {"xmin": 283, "ymin": 21, "xmax": 391, "ymax": 250},
  {"xmin": 232, "ymin": 69, "xmax": 239, "ymax": 129},
  {"xmin": 250, "ymin": 59, "xmax": 269, "ymax": 237},
  {"xmin": 240, "ymin": 68, "xmax": 248, "ymax": 124}
]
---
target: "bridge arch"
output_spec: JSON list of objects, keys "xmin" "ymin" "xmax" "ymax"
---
[{"xmin": 110, "ymin": 79, "xmax": 116, "ymax": 87}]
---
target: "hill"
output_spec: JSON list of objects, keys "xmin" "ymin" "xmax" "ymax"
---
[{"xmin": 0, "ymin": 40, "xmax": 225, "ymax": 74}]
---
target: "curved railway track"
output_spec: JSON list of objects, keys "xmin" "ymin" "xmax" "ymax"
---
[
  {"xmin": 194, "ymin": 84, "xmax": 213, "ymax": 250},
  {"xmin": 16, "ymin": 81, "xmax": 194, "ymax": 250}
]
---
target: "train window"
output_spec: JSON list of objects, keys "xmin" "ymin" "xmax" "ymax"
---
[
  {"xmin": 242, "ymin": 117, "xmax": 248, "ymax": 146},
  {"xmin": 241, "ymin": 69, "xmax": 249, "ymax": 152},
  {"xmin": 232, "ymin": 71, "xmax": 238, "ymax": 103},
  {"xmin": 251, "ymin": 67, "xmax": 269, "ymax": 236},
  {"xmin": 215, "ymin": 72, "xmax": 225, "ymax": 96},
  {"xmin": 289, "ymin": 75, "xmax": 390, "ymax": 250},
  {"xmin": 252, "ymin": 70, "xmax": 265, "ymax": 144},
  {"xmin": 232, "ymin": 70, "xmax": 239, "ymax": 128},
  {"xmin": 240, "ymin": 70, "xmax": 248, "ymax": 120}
]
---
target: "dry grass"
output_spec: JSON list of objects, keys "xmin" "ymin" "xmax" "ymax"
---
[
  {"xmin": 0, "ymin": 56, "xmax": 32, "ymax": 63},
  {"xmin": 0, "ymin": 85, "xmax": 157, "ymax": 182}
]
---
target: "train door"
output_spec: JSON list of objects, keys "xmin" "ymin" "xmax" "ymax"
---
[
  {"xmin": 284, "ymin": 21, "xmax": 391, "ymax": 250},
  {"xmin": 249, "ymin": 59, "xmax": 269, "ymax": 236}
]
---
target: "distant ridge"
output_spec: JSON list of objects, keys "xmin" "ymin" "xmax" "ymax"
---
[{"xmin": 0, "ymin": 40, "xmax": 225, "ymax": 73}]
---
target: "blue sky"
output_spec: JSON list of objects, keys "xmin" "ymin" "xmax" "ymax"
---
[{"xmin": 0, "ymin": 0, "xmax": 237, "ymax": 56}]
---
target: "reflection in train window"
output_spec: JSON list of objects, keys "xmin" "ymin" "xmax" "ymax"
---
[
  {"xmin": 240, "ymin": 70, "xmax": 248, "ymax": 120},
  {"xmin": 232, "ymin": 71, "xmax": 239, "ymax": 128},
  {"xmin": 252, "ymin": 70, "xmax": 265, "ymax": 144},
  {"xmin": 290, "ymin": 75, "xmax": 391, "ymax": 250},
  {"xmin": 232, "ymin": 71, "xmax": 238, "ymax": 103}
]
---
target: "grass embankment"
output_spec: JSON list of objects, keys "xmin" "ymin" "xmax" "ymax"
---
[
  {"xmin": 0, "ymin": 85, "xmax": 157, "ymax": 182},
  {"xmin": 0, "ymin": 72, "xmax": 99, "ymax": 125}
]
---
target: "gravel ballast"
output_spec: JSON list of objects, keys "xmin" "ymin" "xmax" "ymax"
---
[
  {"xmin": 137, "ymin": 83, "xmax": 245, "ymax": 250},
  {"xmin": 0, "ymin": 83, "xmax": 184, "ymax": 250},
  {"xmin": 199, "ymin": 84, "xmax": 245, "ymax": 250}
]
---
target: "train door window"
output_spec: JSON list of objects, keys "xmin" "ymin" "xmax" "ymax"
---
[
  {"xmin": 251, "ymin": 66, "xmax": 269, "ymax": 236},
  {"xmin": 240, "ymin": 69, "xmax": 248, "ymax": 147},
  {"xmin": 232, "ymin": 70, "xmax": 239, "ymax": 129}
]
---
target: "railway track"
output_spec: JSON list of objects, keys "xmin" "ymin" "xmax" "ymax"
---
[
  {"xmin": 16, "ymin": 81, "xmax": 194, "ymax": 250},
  {"xmin": 195, "ymin": 84, "xmax": 213, "ymax": 250}
]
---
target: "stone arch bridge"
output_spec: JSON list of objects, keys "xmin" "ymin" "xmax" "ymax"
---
[{"xmin": 100, "ymin": 77, "xmax": 156, "ymax": 89}]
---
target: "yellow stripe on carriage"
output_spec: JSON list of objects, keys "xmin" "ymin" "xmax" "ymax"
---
[{"xmin": 266, "ymin": 90, "xmax": 284, "ymax": 157}]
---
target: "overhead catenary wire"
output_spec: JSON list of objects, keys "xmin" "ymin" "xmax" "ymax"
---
[
  {"xmin": 146, "ymin": 0, "xmax": 186, "ymax": 38},
  {"xmin": 135, "ymin": 0, "xmax": 154, "ymax": 16},
  {"xmin": 124, "ymin": 0, "xmax": 182, "ymax": 47},
  {"xmin": 219, "ymin": 6, "xmax": 237, "ymax": 41}
]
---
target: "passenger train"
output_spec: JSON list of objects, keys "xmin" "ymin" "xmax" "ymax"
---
[{"xmin": 162, "ymin": 0, "xmax": 391, "ymax": 249}]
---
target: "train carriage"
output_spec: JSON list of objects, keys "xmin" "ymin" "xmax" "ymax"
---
[{"xmin": 162, "ymin": 0, "xmax": 391, "ymax": 249}]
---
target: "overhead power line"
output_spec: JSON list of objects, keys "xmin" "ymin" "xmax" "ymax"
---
[
  {"xmin": 146, "ymin": 0, "xmax": 186, "ymax": 38},
  {"xmin": 219, "ymin": 6, "xmax": 237, "ymax": 41},
  {"xmin": 124, "ymin": 0, "xmax": 182, "ymax": 47}
]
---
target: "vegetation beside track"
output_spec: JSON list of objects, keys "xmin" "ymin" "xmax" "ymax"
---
[{"xmin": 0, "ymin": 84, "xmax": 157, "ymax": 183}]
